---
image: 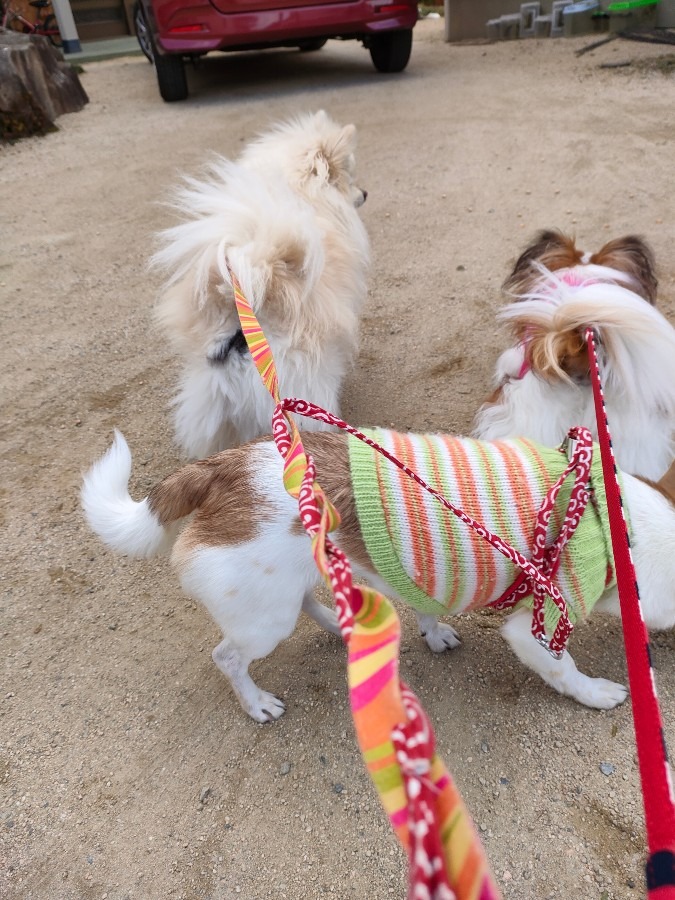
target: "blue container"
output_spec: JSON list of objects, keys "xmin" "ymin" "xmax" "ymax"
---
[
  {"xmin": 563, "ymin": 0, "xmax": 603, "ymax": 35},
  {"xmin": 564, "ymin": 0, "xmax": 600, "ymax": 11}
]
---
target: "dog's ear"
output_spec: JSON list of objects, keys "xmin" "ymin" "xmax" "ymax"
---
[
  {"xmin": 332, "ymin": 123, "xmax": 357, "ymax": 155},
  {"xmin": 503, "ymin": 230, "xmax": 582, "ymax": 296},
  {"xmin": 309, "ymin": 124, "xmax": 357, "ymax": 185},
  {"xmin": 590, "ymin": 235, "xmax": 658, "ymax": 304}
]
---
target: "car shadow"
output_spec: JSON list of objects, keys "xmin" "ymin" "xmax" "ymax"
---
[{"xmin": 182, "ymin": 42, "xmax": 416, "ymax": 104}]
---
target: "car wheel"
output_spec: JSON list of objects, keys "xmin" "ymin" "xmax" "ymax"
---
[
  {"xmin": 133, "ymin": 1, "xmax": 154, "ymax": 63},
  {"xmin": 368, "ymin": 29, "xmax": 412, "ymax": 73},
  {"xmin": 298, "ymin": 38, "xmax": 327, "ymax": 52},
  {"xmin": 154, "ymin": 52, "xmax": 189, "ymax": 102}
]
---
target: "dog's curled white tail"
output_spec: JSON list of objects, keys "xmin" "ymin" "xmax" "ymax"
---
[{"xmin": 81, "ymin": 431, "xmax": 174, "ymax": 558}]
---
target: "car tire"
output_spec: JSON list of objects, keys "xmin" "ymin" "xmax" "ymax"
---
[
  {"xmin": 133, "ymin": 1, "xmax": 154, "ymax": 63},
  {"xmin": 368, "ymin": 29, "xmax": 412, "ymax": 73},
  {"xmin": 298, "ymin": 38, "xmax": 327, "ymax": 51},
  {"xmin": 154, "ymin": 51, "xmax": 189, "ymax": 102}
]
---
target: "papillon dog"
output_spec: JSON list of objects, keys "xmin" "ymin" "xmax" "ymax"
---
[{"xmin": 473, "ymin": 230, "xmax": 675, "ymax": 480}]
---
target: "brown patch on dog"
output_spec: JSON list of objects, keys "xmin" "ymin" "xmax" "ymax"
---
[
  {"xmin": 483, "ymin": 384, "xmax": 505, "ymax": 405},
  {"xmin": 638, "ymin": 458, "xmax": 675, "ymax": 505},
  {"xmin": 590, "ymin": 235, "xmax": 658, "ymax": 304},
  {"xmin": 527, "ymin": 327, "xmax": 590, "ymax": 383},
  {"xmin": 294, "ymin": 432, "xmax": 376, "ymax": 573},
  {"xmin": 149, "ymin": 446, "xmax": 262, "ymax": 550},
  {"xmin": 504, "ymin": 230, "xmax": 583, "ymax": 296}
]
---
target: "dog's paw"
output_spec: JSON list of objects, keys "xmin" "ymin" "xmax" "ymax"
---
[
  {"xmin": 574, "ymin": 677, "xmax": 628, "ymax": 710},
  {"xmin": 247, "ymin": 691, "xmax": 286, "ymax": 723},
  {"xmin": 421, "ymin": 622, "xmax": 461, "ymax": 653}
]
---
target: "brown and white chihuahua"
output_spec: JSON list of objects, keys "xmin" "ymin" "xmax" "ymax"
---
[{"xmin": 82, "ymin": 427, "xmax": 675, "ymax": 722}]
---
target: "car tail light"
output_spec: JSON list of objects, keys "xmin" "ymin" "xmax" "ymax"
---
[
  {"xmin": 167, "ymin": 23, "xmax": 207, "ymax": 32},
  {"xmin": 375, "ymin": 3, "xmax": 411, "ymax": 11}
]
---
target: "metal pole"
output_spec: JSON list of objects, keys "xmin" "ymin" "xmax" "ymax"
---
[{"xmin": 51, "ymin": 0, "xmax": 81, "ymax": 53}]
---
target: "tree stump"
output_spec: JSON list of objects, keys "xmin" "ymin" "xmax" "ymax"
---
[{"xmin": 0, "ymin": 29, "xmax": 88, "ymax": 141}]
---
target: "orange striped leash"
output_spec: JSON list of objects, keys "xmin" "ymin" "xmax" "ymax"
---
[{"xmin": 226, "ymin": 261, "xmax": 500, "ymax": 900}]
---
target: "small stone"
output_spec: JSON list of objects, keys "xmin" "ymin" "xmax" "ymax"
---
[
  {"xmin": 599, "ymin": 762, "xmax": 615, "ymax": 776},
  {"xmin": 333, "ymin": 783, "xmax": 344, "ymax": 795},
  {"xmin": 199, "ymin": 787, "xmax": 211, "ymax": 804},
  {"xmin": 279, "ymin": 762, "xmax": 291, "ymax": 776}
]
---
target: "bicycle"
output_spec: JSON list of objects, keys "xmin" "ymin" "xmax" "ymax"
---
[{"xmin": 1, "ymin": 0, "xmax": 63, "ymax": 47}]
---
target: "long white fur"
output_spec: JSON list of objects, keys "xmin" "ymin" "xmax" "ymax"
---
[
  {"xmin": 474, "ymin": 267, "xmax": 675, "ymax": 479},
  {"xmin": 82, "ymin": 432, "xmax": 675, "ymax": 722},
  {"xmin": 153, "ymin": 163, "xmax": 325, "ymax": 316},
  {"xmin": 151, "ymin": 111, "xmax": 370, "ymax": 459}
]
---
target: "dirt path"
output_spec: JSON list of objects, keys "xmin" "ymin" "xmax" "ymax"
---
[{"xmin": 2, "ymin": 20, "xmax": 675, "ymax": 899}]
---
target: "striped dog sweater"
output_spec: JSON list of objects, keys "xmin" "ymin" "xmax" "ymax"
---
[{"xmin": 348, "ymin": 430, "xmax": 616, "ymax": 636}]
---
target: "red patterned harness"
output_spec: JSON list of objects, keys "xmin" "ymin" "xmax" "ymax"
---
[{"xmin": 487, "ymin": 427, "xmax": 595, "ymax": 657}]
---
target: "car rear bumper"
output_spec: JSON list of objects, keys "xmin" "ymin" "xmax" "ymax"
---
[{"xmin": 154, "ymin": 0, "xmax": 417, "ymax": 53}]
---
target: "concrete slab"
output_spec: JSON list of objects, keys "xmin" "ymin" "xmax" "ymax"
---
[{"xmin": 63, "ymin": 36, "xmax": 142, "ymax": 63}]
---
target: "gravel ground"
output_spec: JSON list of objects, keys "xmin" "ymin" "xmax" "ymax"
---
[{"xmin": 2, "ymin": 19, "xmax": 675, "ymax": 899}]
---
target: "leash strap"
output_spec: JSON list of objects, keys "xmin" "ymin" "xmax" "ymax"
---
[
  {"xmin": 226, "ymin": 260, "xmax": 501, "ymax": 900},
  {"xmin": 487, "ymin": 427, "xmax": 592, "ymax": 656},
  {"xmin": 585, "ymin": 328, "xmax": 675, "ymax": 896}
]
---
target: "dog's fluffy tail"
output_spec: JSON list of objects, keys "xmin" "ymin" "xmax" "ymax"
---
[
  {"xmin": 81, "ymin": 431, "xmax": 209, "ymax": 558},
  {"xmin": 499, "ymin": 269, "xmax": 675, "ymax": 412}
]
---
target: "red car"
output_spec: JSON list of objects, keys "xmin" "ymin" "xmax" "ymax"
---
[{"xmin": 133, "ymin": 0, "xmax": 418, "ymax": 101}]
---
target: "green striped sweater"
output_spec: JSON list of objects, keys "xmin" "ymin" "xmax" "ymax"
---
[{"xmin": 348, "ymin": 430, "xmax": 617, "ymax": 635}]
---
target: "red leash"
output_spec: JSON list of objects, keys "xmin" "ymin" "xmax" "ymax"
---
[{"xmin": 586, "ymin": 328, "xmax": 675, "ymax": 896}]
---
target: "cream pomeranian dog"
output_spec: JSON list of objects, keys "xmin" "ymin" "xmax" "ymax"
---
[
  {"xmin": 473, "ymin": 230, "xmax": 675, "ymax": 480},
  {"xmin": 83, "ymin": 425, "xmax": 675, "ymax": 722},
  {"xmin": 152, "ymin": 111, "xmax": 370, "ymax": 458}
]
